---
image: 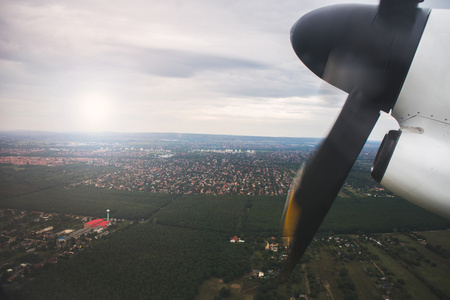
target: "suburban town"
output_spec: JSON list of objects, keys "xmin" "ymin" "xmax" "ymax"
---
[{"xmin": 0, "ymin": 140, "xmax": 382, "ymax": 198}]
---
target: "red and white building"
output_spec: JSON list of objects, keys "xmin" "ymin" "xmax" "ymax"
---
[{"xmin": 84, "ymin": 218, "xmax": 110, "ymax": 229}]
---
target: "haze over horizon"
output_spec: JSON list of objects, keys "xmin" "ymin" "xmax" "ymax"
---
[{"xmin": 1, "ymin": 0, "xmax": 449, "ymax": 140}]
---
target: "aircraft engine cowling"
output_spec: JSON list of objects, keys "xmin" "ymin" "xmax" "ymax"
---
[
  {"xmin": 372, "ymin": 7, "xmax": 450, "ymax": 220},
  {"xmin": 372, "ymin": 127, "xmax": 450, "ymax": 220}
]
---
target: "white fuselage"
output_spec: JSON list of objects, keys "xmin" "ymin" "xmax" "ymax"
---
[{"xmin": 380, "ymin": 9, "xmax": 450, "ymax": 219}]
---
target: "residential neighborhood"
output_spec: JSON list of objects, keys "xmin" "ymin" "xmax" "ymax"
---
[
  {"xmin": 0, "ymin": 143, "xmax": 386, "ymax": 199},
  {"xmin": 0, "ymin": 209, "xmax": 121, "ymax": 285}
]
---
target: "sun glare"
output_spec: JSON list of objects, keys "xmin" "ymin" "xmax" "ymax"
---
[{"xmin": 78, "ymin": 94, "xmax": 112, "ymax": 131}]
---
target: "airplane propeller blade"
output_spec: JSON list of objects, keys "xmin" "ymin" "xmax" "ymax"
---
[
  {"xmin": 282, "ymin": 89, "xmax": 380, "ymax": 278},
  {"xmin": 281, "ymin": 0, "xmax": 430, "ymax": 279}
]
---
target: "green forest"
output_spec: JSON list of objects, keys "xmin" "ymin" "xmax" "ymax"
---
[
  {"xmin": 4, "ymin": 192, "xmax": 450, "ymax": 299},
  {"xmin": 12, "ymin": 223, "xmax": 251, "ymax": 300},
  {"xmin": 1, "ymin": 162, "xmax": 450, "ymax": 299}
]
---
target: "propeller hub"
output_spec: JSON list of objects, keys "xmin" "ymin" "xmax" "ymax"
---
[{"xmin": 290, "ymin": 3, "xmax": 430, "ymax": 112}]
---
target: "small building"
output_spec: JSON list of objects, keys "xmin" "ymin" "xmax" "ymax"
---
[
  {"xmin": 84, "ymin": 219, "xmax": 104, "ymax": 229},
  {"xmin": 36, "ymin": 226, "xmax": 53, "ymax": 235},
  {"xmin": 57, "ymin": 229, "xmax": 74, "ymax": 236},
  {"xmin": 230, "ymin": 236, "xmax": 245, "ymax": 243},
  {"xmin": 57, "ymin": 237, "xmax": 68, "ymax": 243},
  {"xmin": 93, "ymin": 226, "xmax": 103, "ymax": 233},
  {"xmin": 69, "ymin": 228, "xmax": 92, "ymax": 239}
]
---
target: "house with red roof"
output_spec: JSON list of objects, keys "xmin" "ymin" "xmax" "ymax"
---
[
  {"xmin": 230, "ymin": 236, "xmax": 245, "ymax": 243},
  {"xmin": 230, "ymin": 236, "xmax": 239, "ymax": 243},
  {"xmin": 84, "ymin": 219, "xmax": 110, "ymax": 229}
]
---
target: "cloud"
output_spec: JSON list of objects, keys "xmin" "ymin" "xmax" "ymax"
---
[
  {"xmin": 134, "ymin": 47, "xmax": 266, "ymax": 78},
  {"xmin": 1, "ymin": 0, "xmax": 448, "ymax": 139}
]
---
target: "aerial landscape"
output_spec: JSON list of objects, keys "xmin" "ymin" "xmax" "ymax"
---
[
  {"xmin": 0, "ymin": 132, "xmax": 449, "ymax": 299},
  {"xmin": 1, "ymin": 0, "xmax": 450, "ymax": 299}
]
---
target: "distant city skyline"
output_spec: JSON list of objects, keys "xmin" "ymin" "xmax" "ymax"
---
[{"xmin": 1, "ymin": 0, "xmax": 449, "ymax": 140}]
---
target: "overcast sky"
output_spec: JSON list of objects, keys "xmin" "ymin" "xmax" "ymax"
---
[{"xmin": 1, "ymin": 0, "xmax": 448, "ymax": 140}]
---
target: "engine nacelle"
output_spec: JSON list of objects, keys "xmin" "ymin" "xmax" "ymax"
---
[
  {"xmin": 372, "ymin": 127, "xmax": 450, "ymax": 219},
  {"xmin": 372, "ymin": 8, "xmax": 450, "ymax": 220}
]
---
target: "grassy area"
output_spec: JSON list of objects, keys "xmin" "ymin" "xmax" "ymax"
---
[
  {"xmin": 195, "ymin": 277, "xmax": 257, "ymax": 300},
  {"xmin": 391, "ymin": 233, "xmax": 450, "ymax": 297},
  {"xmin": 419, "ymin": 230, "xmax": 450, "ymax": 255},
  {"xmin": 347, "ymin": 261, "xmax": 381, "ymax": 300},
  {"xmin": 270, "ymin": 232, "xmax": 450, "ymax": 300},
  {"xmin": 305, "ymin": 242, "xmax": 380, "ymax": 300},
  {"xmin": 306, "ymin": 245, "xmax": 344, "ymax": 300},
  {"xmin": 365, "ymin": 242, "xmax": 439, "ymax": 299}
]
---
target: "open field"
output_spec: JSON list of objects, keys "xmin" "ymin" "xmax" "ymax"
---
[
  {"xmin": 194, "ymin": 231, "xmax": 450, "ymax": 299},
  {"xmin": 276, "ymin": 231, "xmax": 450, "ymax": 300}
]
